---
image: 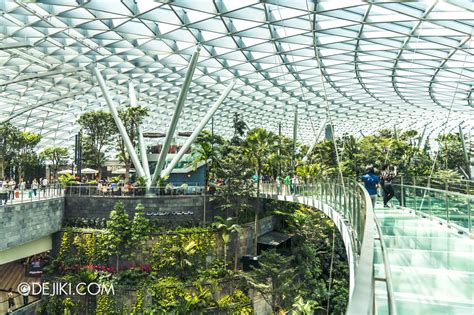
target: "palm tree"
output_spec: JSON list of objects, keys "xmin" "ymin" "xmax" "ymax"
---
[
  {"xmin": 192, "ymin": 132, "xmax": 221, "ymax": 225},
  {"xmin": 213, "ymin": 216, "xmax": 241, "ymax": 270},
  {"xmin": 245, "ymin": 128, "xmax": 277, "ymax": 255}
]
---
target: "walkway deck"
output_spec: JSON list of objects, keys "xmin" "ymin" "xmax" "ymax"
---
[{"xmin": 374, "ymin": 207, "xmax": 474, "ymax": 315}]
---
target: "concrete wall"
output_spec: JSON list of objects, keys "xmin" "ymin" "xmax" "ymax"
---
[
  {"xmin": 64, "ymin": 195, "xmax": 211, "ymax": 224},
  {"xmin": 228, "ymin": 215, "xmax": 279, "ymax": 261},
  {"xmin": 0, "ymin": 198, "xmax": 64, "ymax": 251}
]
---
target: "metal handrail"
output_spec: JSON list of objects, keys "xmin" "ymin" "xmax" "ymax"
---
[
  {"xmin": 346, "ymin": 182, "xmax": 375, "ymax": 315},
  {"xmin": 374, "ymin": 216, "xmax": 397, "ymax": 315},
  {"xmin": 260, "ymin": 179, "xmax": 394, "ymax": 314}
]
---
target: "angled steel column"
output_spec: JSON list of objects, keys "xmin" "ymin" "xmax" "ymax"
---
[
  {"xmin": 150, "ymin": 46, "xmax": 201, "ymax": 188},
  {"xmin": 129, "ymin": 81, "xmax": 151, "ymax": 182},
  {"xmin": 138, "ymin": 125, "xmax": 151, "ymax": 181},
  {"xmin": 93, "ymin": 67, "xmax": 146, "ymax": 178},
  {"xmin": 161, "ymin": 80, "xmax": 235, "ymax": 178},
  {"xmin": 302, "ymin": 117, "xmax": 327, "ymax": 163},
  {"xmin": 417, "ymin": 125, "xmax": 427, "ymax": 148}
]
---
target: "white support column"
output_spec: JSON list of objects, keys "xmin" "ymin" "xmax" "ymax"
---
[
  {"xmin": 93, "ymin": 67, "xmax": 146, "ymax": 178},
  {"xmin": 128, "ymin": 81, "xmax": 151, "ymax": 182},
  {"xmin": 149, "ymin": 46, "xmax": 201, "ymax": 188},
  {"xmin": 129, "ymin": 81, "xmax": 138, "ymax": 107},
  {"xmin": 302, "ymin": 117, "xmax": 327, "ymax": 163},
  {"xmin": 138, "ymin": 125, "xmax": 151, "ymax": 181},
  {"xmin": 161, "ymin": 80, "xmax": 235, "ymax": 178}
]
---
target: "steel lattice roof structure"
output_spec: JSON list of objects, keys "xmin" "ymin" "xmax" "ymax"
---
[{"xmin": 0, "ymin": 0, "xmax": 473, "ymax": 149}]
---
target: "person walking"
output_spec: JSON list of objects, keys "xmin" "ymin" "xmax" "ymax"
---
[
  {"xmin": 381, "ymin": 164, "xmax": 397, "ymax": 208},
  {"xmin": 7, "ymin": 287, "xmax": 15, "ymax": 310},
  {"xmin": 284, "ymin": 174, "xmax": 291, "ymax": 195},
  {"xmin": 32, "ymin": 179, "xmax": 39, "ymax": 197},
  {"xmin": 360, "ymin": 165, "xmax": 380, "ymax": 208}
]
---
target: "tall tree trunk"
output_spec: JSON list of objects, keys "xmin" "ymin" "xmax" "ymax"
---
[
  {"xmin": 203, "ymin": 164, "xmax": 208, "ymax": 226},
  {"xmin": 233, "ymin": 230, "xmax": 239, "ymax": 271},
  {"xmin": 253, "ymin": 163, "xmax": 261, "ymax": 256},
  {"xmin": 0, "ymin": 157, "xmax": 4, "ymax": 179}
]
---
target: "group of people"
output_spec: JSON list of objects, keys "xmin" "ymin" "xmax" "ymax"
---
[
  {"xmin": 361, "ymin": 164, "xmax": 398, "ymax": 208},
  {"xmin": 0, "ymin": 178, "xmax": 49, "ymax": 205}
]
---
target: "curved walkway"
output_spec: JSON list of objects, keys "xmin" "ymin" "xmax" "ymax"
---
[{"xmin": 262, "ymin": 182, "xmax": 474, "ymax": 315}]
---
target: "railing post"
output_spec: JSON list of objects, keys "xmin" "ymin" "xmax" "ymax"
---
[
  {"xmin": 467, "ymin": 181, "xmax": 471, "ymax": 233},
  {"xmin": 445, "ymin": 180, "xmax": 449, "ymax": 225},
  {"xmin": 400, "ymin": 176, "xmax": 404, "ymax": 207}
]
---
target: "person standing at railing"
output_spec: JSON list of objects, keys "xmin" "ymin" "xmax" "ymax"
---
[
  {"xmin": 360, "ymin": 165, "xmax": 380, "ymax": 208},
  {"xmin": 32, "ymin": 178, "xmax": 39, "ymax": 197},
  {"xmin": 381, "ymin": 164, "xmax": 397, "ymax": 208},
  {"xmin": 284, "ymin": 174, "xmax": 291, "ymax": 195},
  {"xmin": 291, "ymin": 174, "xmax": 299, "ymax": 195},
  {"xmin": 0, "ymin": 181, "xmax": 8, "ymax": 205},
  {"xmin": 41, "ymin": 177, "xmax": 49, "ymax": 196},
  {"xmin": 276, "ymin": 176, "xmax": 282, "ymax": 194},
  {"xmin": 7, "ymin": 178, "xmax": 16, "ymax": 200}
]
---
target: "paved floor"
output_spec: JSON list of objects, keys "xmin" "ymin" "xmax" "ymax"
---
[
  {"xmin": 0, "ymin": 262, "xmax": 39, "ymax": 313},
  {"xmin": 374, "ymin": 207, "xmax": 474, "ymax": 315}
]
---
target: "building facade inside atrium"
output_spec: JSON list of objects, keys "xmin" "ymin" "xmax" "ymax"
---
[{"xmin": 0, "ymin": 1, "xmax": 473, "ymax": 314}]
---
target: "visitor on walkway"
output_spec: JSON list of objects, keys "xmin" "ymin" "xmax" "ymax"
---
[
  {"xmin": 32, "ymin": 178, "xmax": 39, "ymax": 197},
  {"xmin": 276, "ymin": 176, "xmax": 282, "ymax": 194},
  {"xmin": 360, "ymin": 165, "xmax": 380, "ymax": 208},
  {"xmin": 291, "ymin": 174, "xmax": 299, "ymax": 195},
  {"xmin": 41, "ymin": 177, "xmax": 49, "ymax": 196},
  {"xmin": 0, "ymin": 181, "xmax": 8, "ymax": 205},
  {"xmin": 381, "ymin": 164, "xmax": 397, "ymax": 208},
  {"xmin": 284, "ymin": 174, "xmax": 291, "ymax": 195},
  {"xmin": 8, "ymin": 178, "xmax": 16, "ymax": 200},
  {"xmin": 180, "ymin": 182, "xmax": 189, "ymax": 195},
  {"xmin": 7, "ymin": 288, "xmax": 15, "ymax": 310}
]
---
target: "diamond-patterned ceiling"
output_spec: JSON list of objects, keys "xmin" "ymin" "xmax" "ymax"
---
[{"xmin": 0, "ymin": 0, "xmax": 473, "ymax": 149}]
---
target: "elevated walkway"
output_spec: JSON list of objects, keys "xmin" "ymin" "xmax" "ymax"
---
[
  {"xmin": 262, "ymin": 180, "xmax": 474, "ymax": 315},
  {"xmin": 374, "ymin": 207, "xmax": 473, "ymax": 315}
]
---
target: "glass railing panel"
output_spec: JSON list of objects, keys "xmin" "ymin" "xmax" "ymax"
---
[{"xmin": 448, "ymin": 194, "xmax": 470, "ymax": 230}]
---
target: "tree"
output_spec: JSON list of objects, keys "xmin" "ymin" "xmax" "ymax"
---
[
  {"xmin": 15, "ymin": 131, "xmax": 42, "ymax": 181},
  {"xmin": 243, "ymin": 249, "xmax": 295, "ymax": 312},
  {"xmin": 77, "ymin": 111, "xmax": 116, "ymax": 179},
  {"xmin": 0, "ymin": 122, "xmax": 22, "ymax": 178},
  {"xmin": 131, "ymin": 203, "xmax": 151, "ymax": 256},
  {"xmin": 105, "ymin": 202, "xmax": 132, "ymax": 271},
  {"xmin": 212, "ymin": 216, "xmax": 240, "ymax": 270},
  {"xmin": 39, "ymin": 146, "xmax": 69, "ymax": 179},
  {"xmin": 435, "ymin": 133, "xmax": 467, "ymax": 176},
  {"xmin": 115, "ymin": 106, "xmax": 149, "ymax": 183},
  {"xmin": 245, "ymin": 128, "xmax": 277, "ymax": 255}
]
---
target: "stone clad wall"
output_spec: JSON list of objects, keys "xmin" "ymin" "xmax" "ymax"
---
[
  {"xmin": 64, "ymin": 195, "xmax": 209, "ymax": 224},
  {"xmin": 0, "ymin": 197, "xmax": 64, "ymax": 251}
]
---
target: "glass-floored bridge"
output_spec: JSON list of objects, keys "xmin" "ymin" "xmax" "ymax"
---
[{"xmin": 262, "ymin": 179, "xmax": 474, "ymax": 315}]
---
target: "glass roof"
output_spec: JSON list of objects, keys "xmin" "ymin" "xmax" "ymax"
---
[{"xmin": 0, "ymin": 0, "xmax": 473, "ymax": 148}]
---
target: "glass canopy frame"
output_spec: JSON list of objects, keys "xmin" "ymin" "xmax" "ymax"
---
[{"xmin": 0, "ymin": 0, "xmax": 473, "ymax": 149}]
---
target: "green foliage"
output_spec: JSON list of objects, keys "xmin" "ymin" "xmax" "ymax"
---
[
  {"xmin": 58, "ymin": 173, "xmax": 77, "ymax": 186},
  {"xmin": 114, "ymin": 106, "xmax": 149, "ymax": 182},
  {"xmin": 39, "ymin": 146, "xmax": 69, "ymax": 176},
  {"xmin": 243, "ymin": 249, "xmax": 295, "ymax": 313},
  {"xmin": 151, "ymin": 231, "xmax": 216, "ymax": 280},
  {"xmin": 77, "ymin": 111, "xmax": 116, "ymax": 172},
  {"xmin": 435, "ymin": 133, "xmax": 467, "ymax": 174}
]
